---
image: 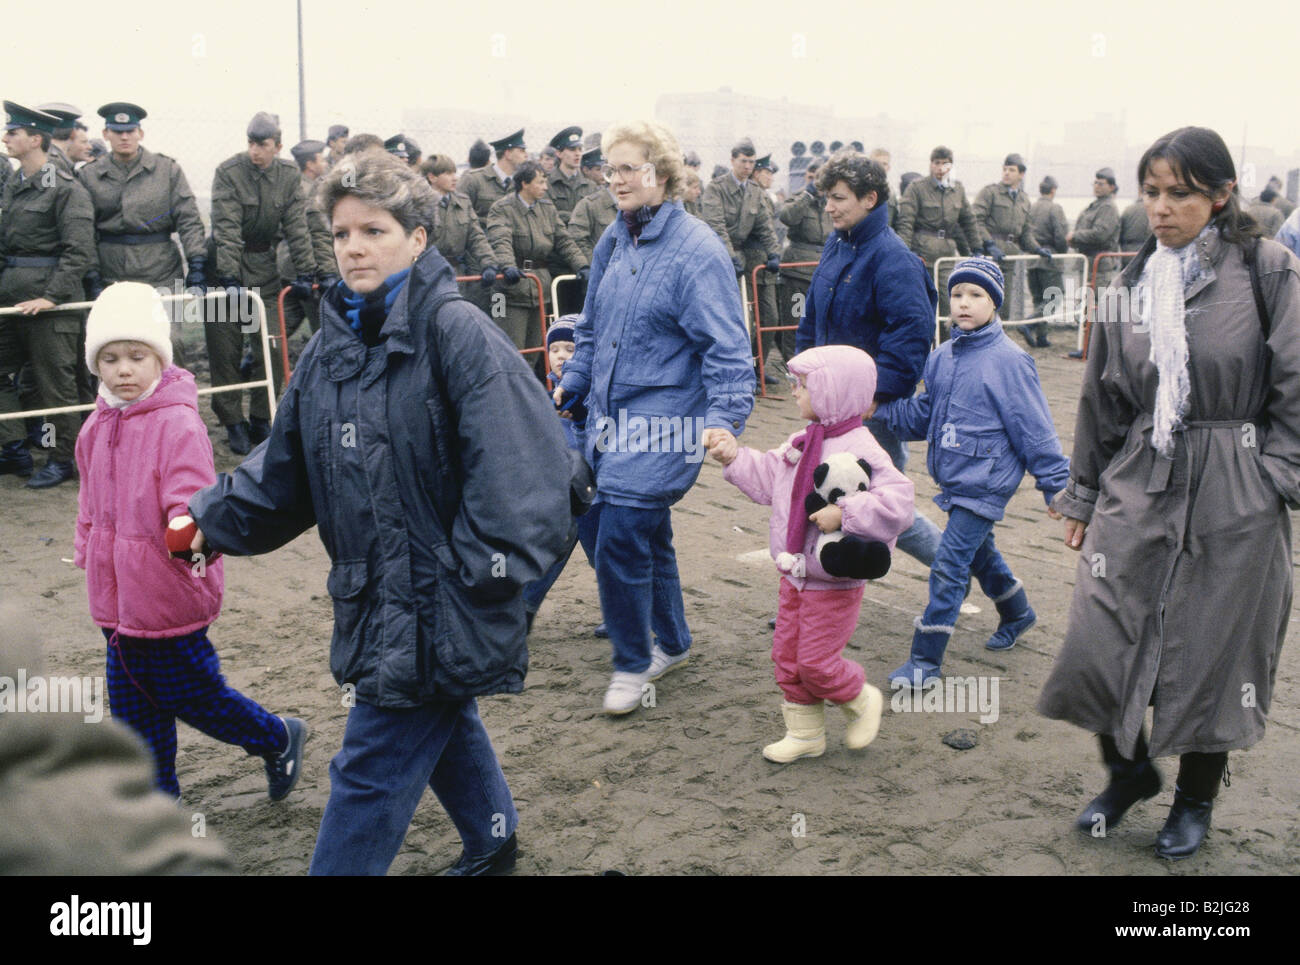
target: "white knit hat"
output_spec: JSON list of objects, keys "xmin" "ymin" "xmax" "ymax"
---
[{"xmin": 84, "ymin": 282, "xmax": 174, "ymax": 374}]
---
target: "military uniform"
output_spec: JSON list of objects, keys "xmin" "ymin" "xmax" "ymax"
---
[
  {"xmin": 1246, "ymin": 198, "xmax": 1283, "ymax": 238},
  {"xmin": 547, "ymin": 167, "xmax": 595, "ymax": 227},
  {"xmin": 742, "ymin": 185, "xmax": 781, "ymax": 364},
  {"xmin": 567, "ymin": 187, "xmax": 618, "ymax": 261},
  {"xmin": 46, "ymin": 144, "xmax": 76, "ymax": 177},
  {"xmin": 972, "ymin": 182, "xmax": 1037, "ymax": 320},
  {"xmin": 486, "ymin": 192, "xmax": 588, "ymax": 354},
  {"xmin": 433, "ymin": 189, "xmax": 497, "ymax": 308},
  {"xmin": 1071, "ymin": 194, "xmax": 1121, "ymax": 289},
  {"xmin": 1027, "ymin": 195, "xmax": 1069, "ymax": 339},
  {"xmin": 896, "ymin": 176, "xmax": 977, "ymax": 318},
  {"xmin": 778, "ymin": 186, "xmax": 832, "ymax": 361},
  {"xmin": 0, "ymin": 163, "xmax": 96, "ymax": 468},
  {"xmin": 275, "ymin": 172, "xmax": 335, "ymax": 352},
  {"xmin": 683, "ymin": 198, "xmax": 702, "ymax": 218},
  {"xmin": 206, "ymin": 147, "xmax": 316, "ymax": 428},
  {"xmin": 460, "ymin": 164, "xmax": 512, "ymax": 227}
]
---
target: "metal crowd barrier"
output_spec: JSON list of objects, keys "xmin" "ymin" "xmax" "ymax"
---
[
  {"xmin": 1076, "ymin": 250, "xmax": 1140, "ymax": 362},
  {"xmin": 0, "ymin": 289, "xmax": 277, "ymax": 424},
  {"xmin": 752, "ymin": 261, "xmax": 818, "ymax": 399}
]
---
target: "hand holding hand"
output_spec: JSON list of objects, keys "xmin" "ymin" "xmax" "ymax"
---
[{"xmin": 703, "ymin": 427, "xmax": 738, "ymax": 465}]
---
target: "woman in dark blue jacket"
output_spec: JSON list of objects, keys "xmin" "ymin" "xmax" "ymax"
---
[{"xmin": 188, "ymin": 151, "xmax": 572, "ymax": 876}]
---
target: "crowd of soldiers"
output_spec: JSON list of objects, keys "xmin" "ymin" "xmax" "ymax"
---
[{"xmin": 4, "ymin": 100, "xmax": 1298, "ymax": 487}]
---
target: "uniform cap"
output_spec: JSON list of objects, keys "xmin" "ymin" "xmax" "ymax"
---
[
  {"xmin": 327, "ymin": 124, "xmax": 349, "ymax": 141},
  {"xmin": 85, "ymin": 282, "xmax": 174, "ymax": 374},
  {"xmin": 754, "ymin": 154, "xmax": 778, "ymax": 173},
  {"xmin": 1039, "ymin": 175, "xmax": 1058, "ymax": 194},
  {"xmin": 1003, "ymin": 153, "xmax": 1026, "ymax": 172},
  {"xmin": 549, "ymin": 126, "xmax": 583, "ymax": 151},
  {"xmin": 36, "ymin": 102, "xmax": 82, "ymax": 124},
  {"xmin": 489, "ymin": 128, "xmax": 526, "ymax": 152},
  {"xmin": 247, "ymin": 111, "xmax": 280, "ymax": 140},
  {"xmin": 580, "ymin": 147, "xmax": 604, "ymax": 169},
  {"xmin": 291, "ymin": 139, "xmax": 327, "ymax": 164},
  {"xmin": 384, "ymin": 134, "xmax": 410, "ymax": 159},
  {"xmin": 1095, "ymin": 166, "xmax": 1117, "ymax": 186},
  {"xmin": 683, "ymin": 150, "xmax": 701, "ymax": 167},
  {"xmin": 97, "ymin": 102, "xmax": 147, "ymax": 131},
  {"xmin": 3, "ymin": 102, "xmax": 60, "ymax": 134}
]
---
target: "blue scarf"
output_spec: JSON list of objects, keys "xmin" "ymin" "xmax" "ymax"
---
[{"xmin": 339, "ymin": 268, "xmax": 411, "ymax": 345}]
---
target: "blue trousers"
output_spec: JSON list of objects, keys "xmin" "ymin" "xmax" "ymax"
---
[
  {"xmin": 521, "ymin": 509, "xmax": 599, "ymax": 613},
  {"xmin": 103, "ymin": 627, "xmax": 286, "ymax": 799},
  {"xmin": 866, "ymin": 416, "xmax": 943, "ymax": 567},
  {"xmin": 309, "ymin": 698, "xmax": 517, "ymax": 876},
  {"xmin": 591, "ymin": 502, "xmax": 692, "ymax": 674},
  {"xmin": 922, "ymin": 506, "xmax": 1019, "ymax": 631}
]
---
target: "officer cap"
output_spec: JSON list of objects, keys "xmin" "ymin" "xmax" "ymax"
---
[
  {"xmin": 97, "ymin": 102, "xmax": 147, "ymax": 131},
  {"xmin": 3, "ymin": 102, "xmax": 61, "ymax": 135},
  {"xmin": 89, "ymin": 139, "xmax": 108, "ymax": 159},
  {"xmin": 489, "ymin": 129, "xmax": 526, "ymax": 153},
  {"xmin": 790, "ymin": 141, "xmax": 806, "ymax": 157},
  {"xmin": 384, "ymin": 134, "xmax": 411, "ymax": 159},
  {"xmin": 683, "ymin": 150, "xmax": 701, "ymax": 167},
  {"xmin": 37, "ymin": 102, "xmax": 82, "ymax": 125},
  {"xmin": 549, "ymin": 126, "xmax": 583, "ymax": 151},
  {"xmin": 850, "ymin": 140, "xmax": 864, "ymax": 153},
  {"xmin": 809, "ymin": 140, "xmax": 826, "ymax": 156},
  {"xmin": 291, "ymin": 139, "xmax": 327, "ymax": 165},
  {"xmin": 829, "ymin": 140, "xmax": 844, "ymax": 153},
  {"xmin": 731, "ymin": 137, "xmax": 756, "ymax": 157},
  {"xmin": 1003, "ymin": 153, "xmax": 1027, "ymax": 172},
  {"xmin": 540, "ymin": 145, "xmax": 559, "ymax": 160},
  {"xmin": 1095, "ymin": 166, "xmax": 1117, "ymax": 187},
  {"xmin": 581, "ymin": 147, "xmax": 605, "ymax": 169},
  {"xmin": 327, "ymin": 124, "xmax": 349, "ymax": 141},
  {"xmin": 755, "ymin": 154, "xmax": 778, "ymax": 174},
  {"xmin": 402, "ymin": 135, "xmax": 421, "ymax": 159},
  {"xmin": 1039, "ymin": 175, "xmax": 1058, "ymax": 194},
  {"xmin": 247, "ymin": 111, "xmax": 281, "ymax": 141}
]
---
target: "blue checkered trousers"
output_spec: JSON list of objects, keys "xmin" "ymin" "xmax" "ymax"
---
[{"xmin": 103, "ymin": 627, "xmax": 287, "ymax": 798}]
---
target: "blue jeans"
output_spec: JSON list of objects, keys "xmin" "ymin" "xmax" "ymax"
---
[
  {"xmin": 522, "ymin": 510, "xmax": 599, "ymax": 613},
  {"xmin": 866, "ymin": 416, "xmax": 942, "ymax": 566},
  {"xmin": 591, "ymin": 502, "xmax": 692, "ymax": 673},
  {"xmin": 923, "ymin": 506, "xmax": 1019, "ymax": 631},
  {"xmin": 309, "ymin": 698, "xmax": 517, "ymax": 876}
]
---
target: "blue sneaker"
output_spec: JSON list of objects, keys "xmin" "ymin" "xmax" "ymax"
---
[
  {"xmin": 985, "ymin": 586, "xmax": 1035, "ymax": 651},
  {"xmin": 265, "ymin": 716, "xmax": 308, "ymax": 801}
]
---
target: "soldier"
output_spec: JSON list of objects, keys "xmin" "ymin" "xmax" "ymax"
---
[
  {"xmin": 895, "ymin": 145, "xmax": 978, "ymax": 323},
  {"xmin": 972, "ymin": 153, "xmax": 1053, "ymax": 324},
  {"xmin": 680, "ymin": 168, "xmax": 703, "ymax": 218},
  {"xmin": 420, "ymin": 153, "xmax": 498, "ymax": 305},
  {"xmin": 538, "ymin": 146, "xmax": 557, "ymax": 174},
  {"xmin": 383, "ymin": 133, "xmax": 412, "ymax": 163},
  {"xmin": 1069, "ymin": 166, "xmax": 1121, "ymax": 291},
  {"xmin": 325, "ymin": 124, "xmax": 349, "ymax": 167},
  {"xmin": 778, "ymin": 156, "xmax": 833, "ymax": 362},
  {"xmin": 38, "ymin": 104, "xmax": 87, "ymax": 176},
  {"xmin": 683, "ymin": 150, "xmax": 702, "ymax": 173},
  {"xmin": 206, "ymin": 111, "xmax": 317, "ymax": 454},
  {"xmin": 1267, "ymin": 176, "xmax": 1296, "ymax": 218},
  {"xmin": 701, "ymin": 137, "xmax": 781, "ymax": 382},
  {"xmin": 567, "ymin": 176, "xmax": 618, "ymax": 261},
  {"xmin": 580, "ymin": 145, "xmax": 605, "ymax": 188},
  {"xmin": 485, "ymin": 159, "xmax": 588, "ymax": 368},
  {"xmin": 1119, "ymin": 193, "xmax": 1152, "ymax": 257},
  {"xmin": 747, "ymin": 154, "xmax": 782, "ymax": 379},
  {"xmin": 1247, "ymin": 188, "xmax": 1284, "ymax": 237},
  {"xmin": 870, "ymin": 148, "xmax": 898, "ymax": 229},
  {"xmin": 545, "ymin": 126, "xmax": 595, "ymax": 314},
  {"xmin": 403, "ymin": 136, "xmax": 422, "ymax": 169},
  {"xmin": 79, "ymin": 102, "xmax": 207, "ymax": 368},
  {"xmin": 461, "ymin": 128, "xmax": 525, "ymax": 227},
  {"xmin": 0, "ymin": 102, "xmax": 95, "ymax": 488},
  {"xmin": 467, "ymin": 138, "xmax": 491, "ymax": 172},
  {"xmin": 276, "ymin": 139, "xmax": 338, "ymax": 361},
  {"xmin": 1027, "ymin": 175, "xmax": 1069, "ymax": 348}
]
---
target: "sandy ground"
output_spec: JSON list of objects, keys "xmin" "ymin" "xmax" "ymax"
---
[{"xmin": 4, "ymin": 332, "xmax": 1298, "ymax": 876}]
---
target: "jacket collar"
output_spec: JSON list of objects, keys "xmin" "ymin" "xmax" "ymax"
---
[
  {"xmin": 950, "ymin": 316, "xmax": 1004, "ymax": 352},
  {"xmin": 616, "ymin": 199, "xmax": 680, "ymax": 244},
  {"xmin": 98, "ymin": 147, "xmax": 155, "ymax": 181},
  {"xmin": 838, "ymin": 202, "xmax": 889, "ymax": 248}
]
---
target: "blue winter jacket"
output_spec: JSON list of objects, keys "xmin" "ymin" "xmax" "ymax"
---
[
  {"xmin": 561, "ymin": 201, "xmax": 755, "ymax": 508},
  {"xmin": 189, "ymin": 248, "xmax": 572, "ymax": 707},
  {"xmin": 795, "ymin": 202, "xmax": 937, "ymax": 403},
  {"xmin": 876, "ymin": 317, "xmax": 1070, "ymax": 521}
]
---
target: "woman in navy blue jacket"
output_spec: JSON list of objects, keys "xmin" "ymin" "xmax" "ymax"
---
[{"xmin": 555, "ymin": 121, "xmax": 755, "ymax": 716}]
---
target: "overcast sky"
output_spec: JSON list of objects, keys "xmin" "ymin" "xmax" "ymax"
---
[{"xmin": 5, "ymin": 0, "xmax": 1297, "ymax": 169}]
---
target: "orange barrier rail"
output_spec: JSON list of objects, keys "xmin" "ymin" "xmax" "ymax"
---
[
  {"xmin": 751, "ymin": 261, "xmax": 819, "ymax": 400},
  {"xmin": 1077, "ymin": 250, "xmax": 1139, "ymax": 362}
]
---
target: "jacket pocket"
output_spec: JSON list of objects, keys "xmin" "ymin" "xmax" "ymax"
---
[
  {"xmin": 326, "ymin": 559, "xmax": 369, "ymax": 674},
  {"xmin": 937, "ymin": 427, "xmax": 1005, "ymax": 493},
  {"xmin": 426, "ymin": 562, "xmax": 526, "ymax": 697}
]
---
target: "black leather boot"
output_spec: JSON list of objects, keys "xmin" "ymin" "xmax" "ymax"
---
[
  {"xmin": 0, "ymin": 440, "xmax": 33, "ymax": 477},
  {"xmin": 1155, "ymin": 752, "xmax": 1227, "ymax": 860},
  {"xmin": 443, "ymin": 831, "xmax": 518, "ymax": 876},
  {"xmin": 1076, "ymin": 732, "xmax": 1161, "ymax": 835}
]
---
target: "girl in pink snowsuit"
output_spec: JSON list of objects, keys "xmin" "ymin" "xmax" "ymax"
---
[
  {"xmin": 74, "ymin": 282, "xmax": 306, "ymax": 800},
  {"xmin": 711, "ymin": 345, "xmax": 914, "ymax": 762}
]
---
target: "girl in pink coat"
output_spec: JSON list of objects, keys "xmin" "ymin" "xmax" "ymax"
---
[
  {"xmin": 710, "ymin": 345, "xmax": 915, "ymax": 762},
  {"xmin": 75, "ymin": 282, "xmax": 306, "ymax": 800}
]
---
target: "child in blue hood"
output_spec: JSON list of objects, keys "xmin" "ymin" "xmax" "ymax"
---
[{"xmin": 874, "ymin": 257, "xmax": 1069, "ymax": 689}]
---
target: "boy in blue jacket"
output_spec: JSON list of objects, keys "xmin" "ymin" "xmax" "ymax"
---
[{"xmin": 873, "ymin": 258, "xmax": 1069, "ymax": 689}]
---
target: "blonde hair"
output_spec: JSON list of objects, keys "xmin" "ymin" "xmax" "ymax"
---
[{"xmin": 602, "ymin": 121, "xmax": 685, "ymax": 199}]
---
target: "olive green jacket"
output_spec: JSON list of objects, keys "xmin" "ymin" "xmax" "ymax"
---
[
  {"xmin": 779, "ymin": 188, "xmax": 832, "ymax": 283},
  {"xmin": 277, "ymin": 172, "xmax": 336, "ymax": 283},
  {"xmin": 972, "ymin": 182, "xmax": 1036, "ymax": 254},
  {"xmin": 433, "ymin": 190, "xmax": 496, "ymax": 273},
  {"xmin": 1070, "ymin": 195, "xmax": 1120, "ymax": 256},
  {"xmin": 0, "ymin": 163, "xmax": 96, "ymax": 306},
  {"xmin": 546, "ymin": 167, "xmax": 596, "ymax": 226},
  {"xmin": 1246, "ymin": 199, "xmax": 1283, "ymax": 238},
  {"xmin": 568, "ymin": 188, "xmax": 618, "ymax": 261},
  {"xmin": 460, "ymin": 165, "xmax": 511, "ymax": 226},
  {"xmin": 210, "ymin": 152, "xmax": 315, "ymax": 284},
  {"xmin": 487, "ymin": 193, "xmax": 588, "ymax": 308},
  {"xmin": 701, "ymin": 173, "xmax": 779, "ymax": 263},
  {"xmin": 743, "ymin": 189, "xmax": 780, "ymax": 286},
  {"xmin": 80, "ymin": 148, "xmax": 206, "ymax": 288},
  {"xmin": 1029, "ymin": 197, "xmax": 1069, "ymax": 254},
  {"xmin": 896, "ymin": 177, "xmax": 977, "ymax": 264},
  {"xmin": 47, "ymin": 144, "xmax": 76, "ymax": 177}
]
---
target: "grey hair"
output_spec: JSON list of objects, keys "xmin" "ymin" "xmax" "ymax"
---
[{"xmin": 316, "ymin": 150, "xmax": 437, "ymax": 236}]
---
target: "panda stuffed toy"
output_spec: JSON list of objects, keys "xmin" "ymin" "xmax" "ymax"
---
[{"xmin": 801, "ymin": 451, "xmax": 892, "ymax": 580}]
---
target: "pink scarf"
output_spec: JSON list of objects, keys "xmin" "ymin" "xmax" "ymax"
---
[{"xmin": 786, "ymin": 416, "xmax": 861, "ymax": 554}]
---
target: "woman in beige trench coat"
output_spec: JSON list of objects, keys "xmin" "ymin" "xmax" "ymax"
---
[{"xmin": 1040, "ymin": 127, "xmax": 1300, "ymax": 861}]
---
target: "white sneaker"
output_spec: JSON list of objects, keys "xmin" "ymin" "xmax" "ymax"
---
[
  {"xmin": 603, "ymin": 670, "xmax": 652, "ymax": 715},
  {"xmin": 647, "ymin": 644, "xmax": 690, "ymax": 681}
]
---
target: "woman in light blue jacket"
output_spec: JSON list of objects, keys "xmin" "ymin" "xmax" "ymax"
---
[{"xmin": 555, "ymin": 120, "xmax": 755, "ymax": 715}]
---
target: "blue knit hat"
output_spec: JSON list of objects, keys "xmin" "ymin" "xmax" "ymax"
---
[
  {"xmin": 547, "ymin": 314, "xmax": 580, "ymax": 348},
  {"xmin": 948, "ymin": 257, "xmax": 1004, "ymax": 310}
]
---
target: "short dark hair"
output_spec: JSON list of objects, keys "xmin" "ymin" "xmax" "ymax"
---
[
  {"xmin": 816, "ymin": 152, "xmax": 889, "ymax": 205},
  {"xmin": 52, "ymin": 126, "xmax": 74, "ymax": 140},
  {"xmin": 930, "ymin": 145, "xmax": 953, "ymax": 162},
  {"xmin": 512, "ymin": 160, "xmax": 543, "ymax": 192},
  {"xmin": 420, "ymin": 154, "xmax": 457, "ymax": 177},
  {"xmin": 294, "ymin": 150, "xmax": 321, "ymax": 172},
  {"xmin": 468, "ymin": 139, "xmax": 491, "ymax": 168},
  {"xmin": 1260, "ymin": 186, "xmax": 1278, "ymax": 203},
  {"xmin": 33, "ymin": 130, "xmax": 52, "ymax": 151},
  {"xmin": 1137, "ymin": 126, "xmax": 1261, "ymax": 246}
]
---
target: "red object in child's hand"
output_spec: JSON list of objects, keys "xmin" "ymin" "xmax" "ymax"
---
[{"xmin": 166, "ymin": 515, "xmax": 199, "ymax": 556}]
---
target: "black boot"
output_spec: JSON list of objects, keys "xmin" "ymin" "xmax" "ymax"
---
[
  {"xmin": 0, "ymin": 440, "xmax": 33, "ymax": 477},
  {"xmin": 225, "ymin": 421, "xmax": 251, "ymax": 456},
  {"xmin": 443, "ymin": 831, "xmax": 518, "ymax": 876},
  {"xmin": 249, "ymin": 415, "xmax": 271, "ymax": 445},
  {"xmin": 1155, "ymin": 752, "xmax": 1227, "ymax": 860},
  {"xmin": 1076, "ymin": 732, "xmax": 1161, "ymax": 836}
]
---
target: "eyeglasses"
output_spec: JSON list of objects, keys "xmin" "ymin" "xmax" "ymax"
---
[{"xmin": 602, "ymin": 162, "xmax": 654, "ymax": 184}]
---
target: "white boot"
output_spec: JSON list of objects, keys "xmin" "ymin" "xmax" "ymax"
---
[
  {"xmin": 839, "ymin": 683, "xmax": 883, "ymax": 749},
  {"xmin": 762, "ymin": 701, "xmax": 826, "ymax": 763}
]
